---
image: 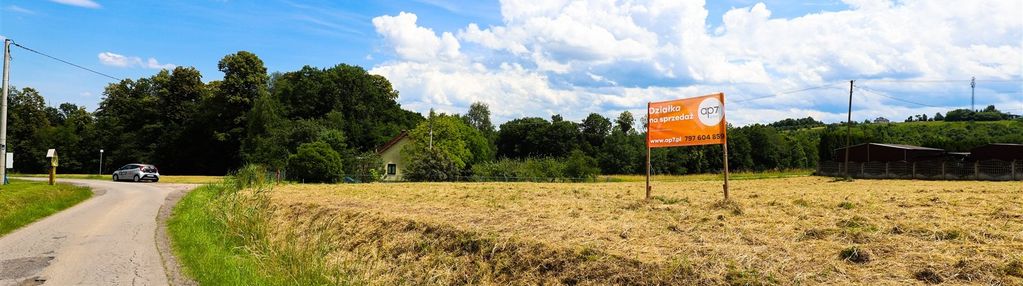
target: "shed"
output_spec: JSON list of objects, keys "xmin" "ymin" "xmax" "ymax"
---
[
  {"xmin": 968, "ymin": 143, "xmax": 1023, "ymax": 161},
  {"xmin": 833, "ymin": 143, "xmax": 945, "ymax": 162},
  {"xmin": 376, "ymin": 131, "xmax": 410, "ymax": 181}
]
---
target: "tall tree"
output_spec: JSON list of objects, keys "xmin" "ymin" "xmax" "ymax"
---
[
  {"xmin": 463, "ymin": 101, "xmax": 495, "ymax": 141},
  {"xmin": 8, "ymin": 87, "xmax": 53, "ymax": 172},
  {"xmin": 615, "ymin": 111, "xmax": 635, "ymax": 134},
  {"xmin": 579, "ymin": 113, "xmax": 612, "ymax": 153},
  {"xmin": 205, "ymin": 51, "xmax": 269, "ymax": 172}
]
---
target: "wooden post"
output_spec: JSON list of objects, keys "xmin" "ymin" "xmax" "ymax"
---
[
  {"xmin": 912, "ymin": 161, "xmax": 916, "ymax": 179},
  {"xmin": 843, "ymin": 80, "xmax": 854, "ymax": 178},
  {"xmin": 974, "ymin": 161, "xmax": 980, "ymax": 180},
  {"xmin": 721, "ymin": 93, "xmax": 730, "ymax": 200},
  {"xmin": 884, "ymin": 162, "xmax": 889, "ymax": 178},
  {"xmin": 941, "ymin": 161, "xmax": 946, "ymax": 180},
  {"xmin": 1012, "ymin": 160, "xmax": 1016, "ymax": 181},
  {"xmin": 48, "ymin": 166, "xmax": 55, "ymax": 185},
  {"xmin": 645, "ymin": 102, "xmax": 651, "ymax": 200}
]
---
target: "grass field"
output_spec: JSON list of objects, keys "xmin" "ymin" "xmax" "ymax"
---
[
  {"xmin": 607, "ymin": 169, "xmax": 813, "ymax": 182},
  {"xmin": 0, "ymin": 179, "xmax": 92, "ymax": 236},
  {"xmin": 14, "ymin": 174, "xmax": 223, "ymax": 184},
  {"xmin": 172, "ymin": 175, "xmax": 1023, "ymax": 285}
]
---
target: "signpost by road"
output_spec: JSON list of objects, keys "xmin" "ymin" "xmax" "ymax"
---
[
  {"xmin": 47, "ymin": 149, "xmax": 58, "ymax": 185},
  {"xmin": 3, "ymin": 152, "xmax": 10, "ymax": 185},
  {"xmin": 646, "ymin": 93, "xmax": 730, "ymax": 199}
]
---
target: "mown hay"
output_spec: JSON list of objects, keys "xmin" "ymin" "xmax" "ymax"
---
[{"xmin": 268, "ymin": 177, "xmax": 1023, "ymax": 284}]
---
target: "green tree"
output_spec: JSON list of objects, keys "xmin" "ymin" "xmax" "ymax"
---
[
  {"xmin": 403, "ymin": 114, "xmax": 491, "ymax": 171},
  {"xmin": 615, "ymin": 111, "xmax": 635, "ymax": 134},
  {"xmin": 497, "ymin": 117, "xmax": 550, "ymax": 158},
  {"xmin": 207, "ymin": 51, "xmax": 270, "ymax": 171},
  {"xmin": 563, "ymin": 150, "xmax": 600, "ymax": 180},
  {"xmin": 7, "ymin": 87, "xmax": 52, "ymax": 173},
  {"xmin": 463, "ymin": 101, "xmax": 495, "ymax": 141},
  {"xmin": 286, "ymin": 142, "xmax": 343, "ymax": 183},
  {"xmin": 403, "ymin": 147, "xmax": 460, "ymax": 182},
  {"xmin": 241, "ymin": 94, "xmax": 290, "ymax": 171},
  {"xmin": 580, "ymin": 113, "xmax": 612, "ymax": 153},
  {"xmin": 944, "ymin": 109, "xmax": 974, "ymax": 121}
]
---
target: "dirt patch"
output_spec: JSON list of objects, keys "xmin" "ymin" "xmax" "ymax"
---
[
  {"xmin": 0, "ymin": 256, "xmax": 53, "ymax": 285},
  {"xmin": 155, "ymin": 184, "xmax": 198, "ymax": 286}
]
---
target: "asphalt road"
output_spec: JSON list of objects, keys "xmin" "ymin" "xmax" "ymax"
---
[{"xmin": 0, "ymin": 179, "xmax": 194, "ymax": 286}]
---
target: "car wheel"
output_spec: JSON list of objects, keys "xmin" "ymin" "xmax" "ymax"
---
[
  {"xmin": 113, "ymin": 174, "xmax": 118, "ymax": 181},
  {"xmin": 153, "ymin": 178, "xmax": 159, "ymax": 183},
  {"xmin": 133, "ymin": 175, "xmax": 140, "ymax": 182}
]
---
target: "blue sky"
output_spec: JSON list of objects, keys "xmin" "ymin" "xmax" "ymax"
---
[{"xmin": 2, "ymin": 0, "xmax": 1021, "ymax": 125}]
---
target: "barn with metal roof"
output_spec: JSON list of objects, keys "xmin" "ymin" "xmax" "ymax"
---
[{"xmin": 833, "ymin": 143, "xmax": 945, "ymax": 162}]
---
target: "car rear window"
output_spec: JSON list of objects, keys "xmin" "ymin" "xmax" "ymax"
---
[{"xmin": 143, "ymin": 166, "xmax": 158, "ymax": 173}]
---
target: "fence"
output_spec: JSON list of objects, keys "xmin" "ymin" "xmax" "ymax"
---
[
  {"xmin": 338, "ymin": 174, "xmax": 615, "ymax": 183},
  {"xmin": 817, "ymin": 160, "xmax": 1020, "ymax": 181}
]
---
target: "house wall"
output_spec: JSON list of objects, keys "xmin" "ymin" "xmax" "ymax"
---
[{"xmin": 379, "ymin": 138, "xmax": 409, "ymax": 181}]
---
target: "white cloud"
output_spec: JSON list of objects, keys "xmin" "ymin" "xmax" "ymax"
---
[
  {"xmin": 98, "ymin": 52, "xmax": 176, "ymax": 70},
  {"xmin": 6, "ymin": 5, "xmax": 36, "ymax": 14},
  {"xmin": 372, "ymin": 12, "xmax": 461, "ymax": 62},
  {"xmin": 50, "ymin": 0, "xmax": 101, "ymax": 9},
  {"xmin": 370, "ymin": 1, "xmax": 1023, "ymax": 125}
]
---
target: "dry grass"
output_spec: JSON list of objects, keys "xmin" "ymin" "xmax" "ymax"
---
[{"xmin": 266, "ymin": 177, "xmax": 1023, "ymax": 285}]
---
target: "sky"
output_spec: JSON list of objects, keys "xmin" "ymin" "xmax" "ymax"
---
[{"xmin": 1, "ymin": 0, "xmax": 1021, "ymax": 125}]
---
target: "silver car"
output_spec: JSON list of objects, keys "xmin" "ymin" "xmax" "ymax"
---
[{"xmin": 112, "ymin": 163, "xmax": 160, "ymax": 182}]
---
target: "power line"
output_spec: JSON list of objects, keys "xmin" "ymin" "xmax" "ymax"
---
[
  {"xmin": 9, "ymin": 41, "xmax": 122, "ymax": 81},
  {"xmin": 860, "ymin": 78, "xmax": 1023, "ymax": 83},
  {"xmin": 855, "ymin": 86, "xmax": 943, "ymax": 108},
  {"xmin": 733, "ymin": 82, "xmax": 845, "ymax": 103}
]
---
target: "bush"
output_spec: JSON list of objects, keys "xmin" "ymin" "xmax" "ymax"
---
[
  {"xmin": 471, "ymin": 157, "xmax": 577, "ymax": 182},
  {"xmin": 345, "ymin": 151, "xmax": 383, "ymax": 183},
  {"xmin": 404, "ymin": 148, "xmax": 461, "ymax": 182},
  {"xmin": 564, "ymin": 150, "xmax": 600, "ymax": 181},
  {"xmin": 286, "ymin": 141, "xmax": 343, "ymax": 183}
]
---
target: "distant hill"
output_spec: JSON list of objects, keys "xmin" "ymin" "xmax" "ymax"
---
[{"xmin": 812, "ymin": 119, "xmax": 1023, "ymax": 161}]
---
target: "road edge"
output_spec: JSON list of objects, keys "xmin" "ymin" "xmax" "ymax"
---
[{"xmin": 155, "ymin": 184, "xmax": 198, "ymax": 286}]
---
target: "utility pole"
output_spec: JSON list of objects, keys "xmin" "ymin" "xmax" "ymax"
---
[
  {"xmin": 844, "ymin": 80, "xmax": 854, "ymax": 178},
  {"xmin": 970, "ymin": 76, "xmax": 976, "ymax": 111},
  {"xmin": 1, "ymin": 39, "xmax": 11, "ymax": 185},
  {"xmin": 428, "ymin": 108, "xmax": 434, "ymax": 150},
  {"xmin": 99, "ymin": 149, "xmax": 104, "ymax": 174}
]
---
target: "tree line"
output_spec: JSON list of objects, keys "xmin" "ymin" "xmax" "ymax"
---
[
  {"xmin": 7, "ymin": 51, "xmax": 421, "ymax": 176},
  {"xmin": 6, "ymin": 50, "xmax": 1021, "ymax": 180}
]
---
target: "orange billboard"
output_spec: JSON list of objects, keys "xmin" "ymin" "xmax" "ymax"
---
[{"xmin": 647, "ymin": 93, "xmax": 726, "ymax": 148}]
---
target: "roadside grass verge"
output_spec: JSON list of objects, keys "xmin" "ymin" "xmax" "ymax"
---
[
  {"xmin": 168, "ymin": 166, "xmax": 345, "ymax": 285},
  {"xmin": 0, "ymin": 179, "xmax": 92, "ymax": 236},
  {"xmin": 14, "ymin": 173, "xmax": 223, "ymax": 184}
]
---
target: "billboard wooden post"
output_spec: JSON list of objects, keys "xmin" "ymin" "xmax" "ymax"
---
[
  {"xmin": 721, "ymin": 97, "xmax": 730, "ymax": 200},
  {"xmin": 646, "ymin": 93, "xmax": 729, "ymax": 200},
  {"xmin": 645, "ymin": 103, "xmax": 652, "ymax": 200}
]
